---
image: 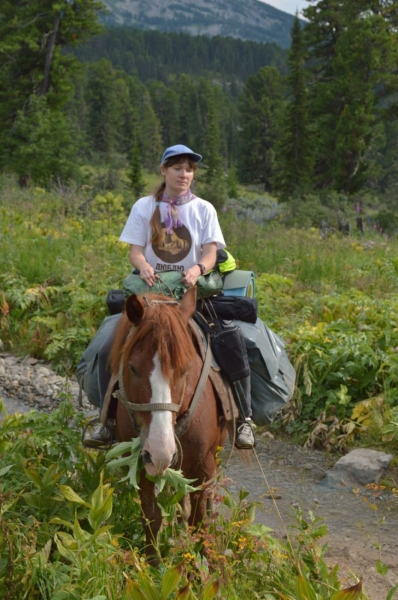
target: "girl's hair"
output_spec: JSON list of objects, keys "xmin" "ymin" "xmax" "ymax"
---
[{"xmin": 150, "ymin": 154, "xmax": 198, "ymax": 246}]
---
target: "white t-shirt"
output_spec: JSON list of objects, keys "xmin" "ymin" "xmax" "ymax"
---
[{"xmin": 119, "ymin": 195, "xmax": 226, "ymax": 272}]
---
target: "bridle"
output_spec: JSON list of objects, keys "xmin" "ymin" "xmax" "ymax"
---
[{"xmin": 114, "ymin": 298, "xmax": 212, "ymax": 438}]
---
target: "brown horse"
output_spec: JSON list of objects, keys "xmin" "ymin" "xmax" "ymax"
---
[{"xmin": 109, "ymin": 287, "xmax": 226, "ymax": 561}]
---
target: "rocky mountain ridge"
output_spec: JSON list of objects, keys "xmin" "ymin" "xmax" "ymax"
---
[{"xmin": 101, "ymin": 0, "xmax": 297, "ymax": 47}]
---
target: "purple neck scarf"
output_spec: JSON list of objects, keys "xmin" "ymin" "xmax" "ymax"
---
[{"xmin": 157, "ymin": 189, "xmax": 196, "ymax": 234}]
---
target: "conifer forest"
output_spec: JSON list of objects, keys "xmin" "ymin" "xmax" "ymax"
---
[{"xmin": 1, "ymin": 0, "xmax": 398, "ymax": 205}]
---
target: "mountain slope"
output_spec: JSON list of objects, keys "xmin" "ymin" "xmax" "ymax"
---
[{"xmin": 102, "ymin": 0, "xmax": 296, "ymax": 47}]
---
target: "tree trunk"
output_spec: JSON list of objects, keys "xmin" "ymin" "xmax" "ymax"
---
[{"xmin": 40, "ymin": 11, "xmax": 61, "ymax": 96}]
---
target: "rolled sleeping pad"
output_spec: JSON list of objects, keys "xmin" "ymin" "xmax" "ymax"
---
[{"xmin": 223, "ymin": 270, "xmax": 255, "ymax": 298}]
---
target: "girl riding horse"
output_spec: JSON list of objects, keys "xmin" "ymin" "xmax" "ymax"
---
[{"xmin": 84, "ymin": 144, "xmax": 255, "ymax": 450}]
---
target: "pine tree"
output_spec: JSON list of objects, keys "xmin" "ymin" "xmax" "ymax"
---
[
  {"xmin": 148, "ymin": 81, "xmax": 180, "ymax": 148},
  {"xmin": 0, "ymin": 0, "xmax": 104, "ymax": 181},
  {"xmin": 128, "ymin": 133, "xmax": 145, "ymax": 198},
  {"xmin": 85, "ymin": 60, "xmax": 125, "ymax": 158},
  {"xmin": 303, "ymin": 0, "xmax": 398, "ymax": 193},
  {"xmin": 199, "ymin": 82, "xmax": 227, "ymax": 208},
  {"xmin": 174, "ymin": 74, "xmax": 194, "ymax": 146},
  {"xmin": 237, "ymin": 66, "xmax": 285, "ymax": 191},
  {"xmin": 7, "ymin": 96, "xmax": 78, "ymax": 185},
  {"xmin": 227, "ymin": 157, "xmax": 239, "ymax": 199},
  {"xmin": 274, "ymin": 14, "xmax": 313, "ymax": 199}
]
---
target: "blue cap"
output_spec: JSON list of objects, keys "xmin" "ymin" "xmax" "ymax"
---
[{"xmin": 161, "ymin": 144, "xmax": 202, "ymax": 164}]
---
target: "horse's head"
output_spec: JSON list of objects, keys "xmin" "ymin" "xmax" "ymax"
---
[{"xmin": 111, "ymin": 287, "xmax": 197, "ymax": 476}]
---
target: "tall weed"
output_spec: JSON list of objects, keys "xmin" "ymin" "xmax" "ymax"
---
[{"xmin": 0, "ymin": 404, "xmax": 369, "ymax": 599}]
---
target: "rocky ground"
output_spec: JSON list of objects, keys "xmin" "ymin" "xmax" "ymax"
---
[
  {"xmin": 0, "ymin": 352, "xmax": 94, "ymax": 415},
  {"xmin": 1, "ymin": 351, "xmax": 398, "ymax": 599}
]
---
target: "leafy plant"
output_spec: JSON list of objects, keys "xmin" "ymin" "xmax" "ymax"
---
[{"xmin": 106, "ymin": 438, "xmax": 199, "ymax": 522}]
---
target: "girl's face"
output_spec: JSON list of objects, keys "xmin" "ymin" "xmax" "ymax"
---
[{"xmin": 161, "ymin": 160, "xmax": 194, "ymax": 197}]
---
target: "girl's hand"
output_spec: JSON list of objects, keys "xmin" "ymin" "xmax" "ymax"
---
[
  {"xmin": 182, "ymin": 265, "xmax": 201, "ymax": 287},
  {"xmin": 140, "ymin": 264, "xmax": 157, "ymax": 287}
]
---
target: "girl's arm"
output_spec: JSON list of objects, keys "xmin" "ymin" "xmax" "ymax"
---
[{"xmin": 129, "ymin": 245, "xmax": 157, "ymax": 287}]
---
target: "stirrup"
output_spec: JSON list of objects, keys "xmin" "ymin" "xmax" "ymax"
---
[{"xmin": 82, "ymin": 417, "xmax": 117, "ymax": 449}]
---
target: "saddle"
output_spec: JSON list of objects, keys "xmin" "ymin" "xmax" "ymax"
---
[{"xmin": 100, "ymin": 318, "xmax": 237, "ymax": 428}]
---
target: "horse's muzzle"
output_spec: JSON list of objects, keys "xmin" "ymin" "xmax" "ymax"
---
[{"xmin": 141, "ymin": 448, "xmax": 178, "ymax": 476}]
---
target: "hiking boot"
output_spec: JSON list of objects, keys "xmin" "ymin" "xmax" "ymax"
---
[
  {"xmin": 83, "ymin": 419, "xmax": 116, "ymax": 448},
  {"xmin": 235, "ymin": 420, "xmax": 255, "ymax": 449}
]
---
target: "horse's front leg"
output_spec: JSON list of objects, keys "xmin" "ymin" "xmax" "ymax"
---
[
  {"xmin": 138, "ymin": 471, "xmax": 162, "ymax": 566},
  {"xmin": 187, "ymin": 454, "xmax": 217, "ymax": 528},
  {"xmin": 188, "ymin": 488, "xmax": 212, "ymax": 528}
]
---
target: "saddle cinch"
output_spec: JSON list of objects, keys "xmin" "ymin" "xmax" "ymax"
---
[{"xmin": 76, "ymin": 270, "xmax": 296, "ymax": 427}]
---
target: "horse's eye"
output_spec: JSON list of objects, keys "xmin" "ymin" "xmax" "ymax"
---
[{"xmin": 129, "ymin": 364, "xmax": 138, "ymax": 375}]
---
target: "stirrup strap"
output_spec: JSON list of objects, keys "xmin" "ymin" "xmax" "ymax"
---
[{"xmin": 175, "ymin": 332, "xmax": 212, "ymax": 438}]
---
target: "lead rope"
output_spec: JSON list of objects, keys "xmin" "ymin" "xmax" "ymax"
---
[
  {"xmin": 252, "ymin": 446, "xmax": 292, "ymax": 545},
  {"xmin": 198, "ymin": 444, "xmax": 291, "ymax": 548}
]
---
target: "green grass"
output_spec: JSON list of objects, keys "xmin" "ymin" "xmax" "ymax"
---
[{"xmin": 1, "ymin": 175, "xmax": 398, "ymax": 447}]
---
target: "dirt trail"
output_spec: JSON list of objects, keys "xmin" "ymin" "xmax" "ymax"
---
[{"xmin": 223, "ymin": 438, "xmax": 398, "ymax": 599}]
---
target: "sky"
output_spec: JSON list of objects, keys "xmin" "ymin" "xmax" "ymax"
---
[{"xmin": 258, "ymin": 0, "xmax": 309, "ymax": 17}]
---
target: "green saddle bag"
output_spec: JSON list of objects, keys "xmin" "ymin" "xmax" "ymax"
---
[{"xmin": 123, "ymin": 270, "xmax": 223, "ymax": 301}]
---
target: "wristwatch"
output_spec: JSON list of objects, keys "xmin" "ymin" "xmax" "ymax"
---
[{"xmin": 197, "ymin": 263, "xmax": 206, "ymax": 275}]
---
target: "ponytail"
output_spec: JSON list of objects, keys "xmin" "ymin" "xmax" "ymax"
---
[{"xmin": 150, "ymin": 181, "xmax": 166, "ymax": 246}]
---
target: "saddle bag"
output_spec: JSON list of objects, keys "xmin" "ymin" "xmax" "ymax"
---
[
  {"xmin": 211, "ymin": 323, "xmax": 251, "ymax": 383},
  {"xmin": 193, "ymin": 311, "xmax": 250, "ymax": 383},
  {"xmin": 123, "ymin": 269, "xmax": 223, "ymax": 300},
  {"xmin": 106, "ymin": 289, "xmax": 125, "ymax": 315},
  {"xmin": 197, "ymin": 295, "xmax": 257, "ymax": 324},
  {"xmin": 235, "ymin": 318, "xmax": 296, "ymax": 425}
]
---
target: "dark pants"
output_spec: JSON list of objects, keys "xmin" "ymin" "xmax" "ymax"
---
[
  {"xmin": 97, "ymin": 316, "xmax": 120, "ymax": 412},
  {"xmin": 216, "ymin": 319, "xmax": 252, "ymax": 419},
  {"xmin": 236, "ymin": 375, "xmax": 252, "ymax": 419}
]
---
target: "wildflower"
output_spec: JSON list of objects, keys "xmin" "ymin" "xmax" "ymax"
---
[
  {"xmin": 183, "ymin": 552, "xmax": 195, "ymax": 562},
  {"xmin": 237, "ymin": 536, "xmax": 249, "ymax": 550}
]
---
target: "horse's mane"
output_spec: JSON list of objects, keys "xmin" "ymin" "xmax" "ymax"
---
[{"xmin": 110, "ymin": 294, "xmax": 196, "ymax": 383}]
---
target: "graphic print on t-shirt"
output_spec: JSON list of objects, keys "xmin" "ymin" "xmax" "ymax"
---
[{"xmin": 152, "ymin": 222, "xmax": 192, "ymax": 264}]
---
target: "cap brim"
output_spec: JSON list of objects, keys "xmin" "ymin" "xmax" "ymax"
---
[
  {"xmin": 162, "ymin": 151, "xmax": 202, "ymax": 163},
  {"xmin": 187, "ymin": 152, "xmax": 202, "ymax": 163}
]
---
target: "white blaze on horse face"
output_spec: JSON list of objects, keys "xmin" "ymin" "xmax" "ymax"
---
[{"xmin": 143, "ymin": 352, "xmax": 176, "ymax": 476}]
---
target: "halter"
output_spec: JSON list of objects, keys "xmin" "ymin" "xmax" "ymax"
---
[{"xmin": 113, "ymin": 298, "xmax": 212, "ymax": 438}]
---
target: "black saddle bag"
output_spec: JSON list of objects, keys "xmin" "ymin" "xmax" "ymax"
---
[
  {"xmin": 197, "ymin": 295, "xmax": 257, "ymax": 324},
  {"xmin": 106, "ymin": 289, "xmax": 125, "ymax": 315},
  {"xmin": 211, "ymin": 322, "xmax": 250, "ymax": 383},
  {"xmin": 193, "ymin": 311, "xmax": 250, "ymax": 383}
]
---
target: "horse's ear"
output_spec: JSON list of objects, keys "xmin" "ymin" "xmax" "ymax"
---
[
  {"xmin": 125, "ymin": 294, "xmax": 144, "ymax": 325},
  {"xmin": 179, "ymin": 286, "xmax": 197, "ymax": 319}
]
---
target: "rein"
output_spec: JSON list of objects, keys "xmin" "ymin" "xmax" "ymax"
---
[{"xmin": 114, "ymin": 299, "xmax": 212, "ymax": 438}]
